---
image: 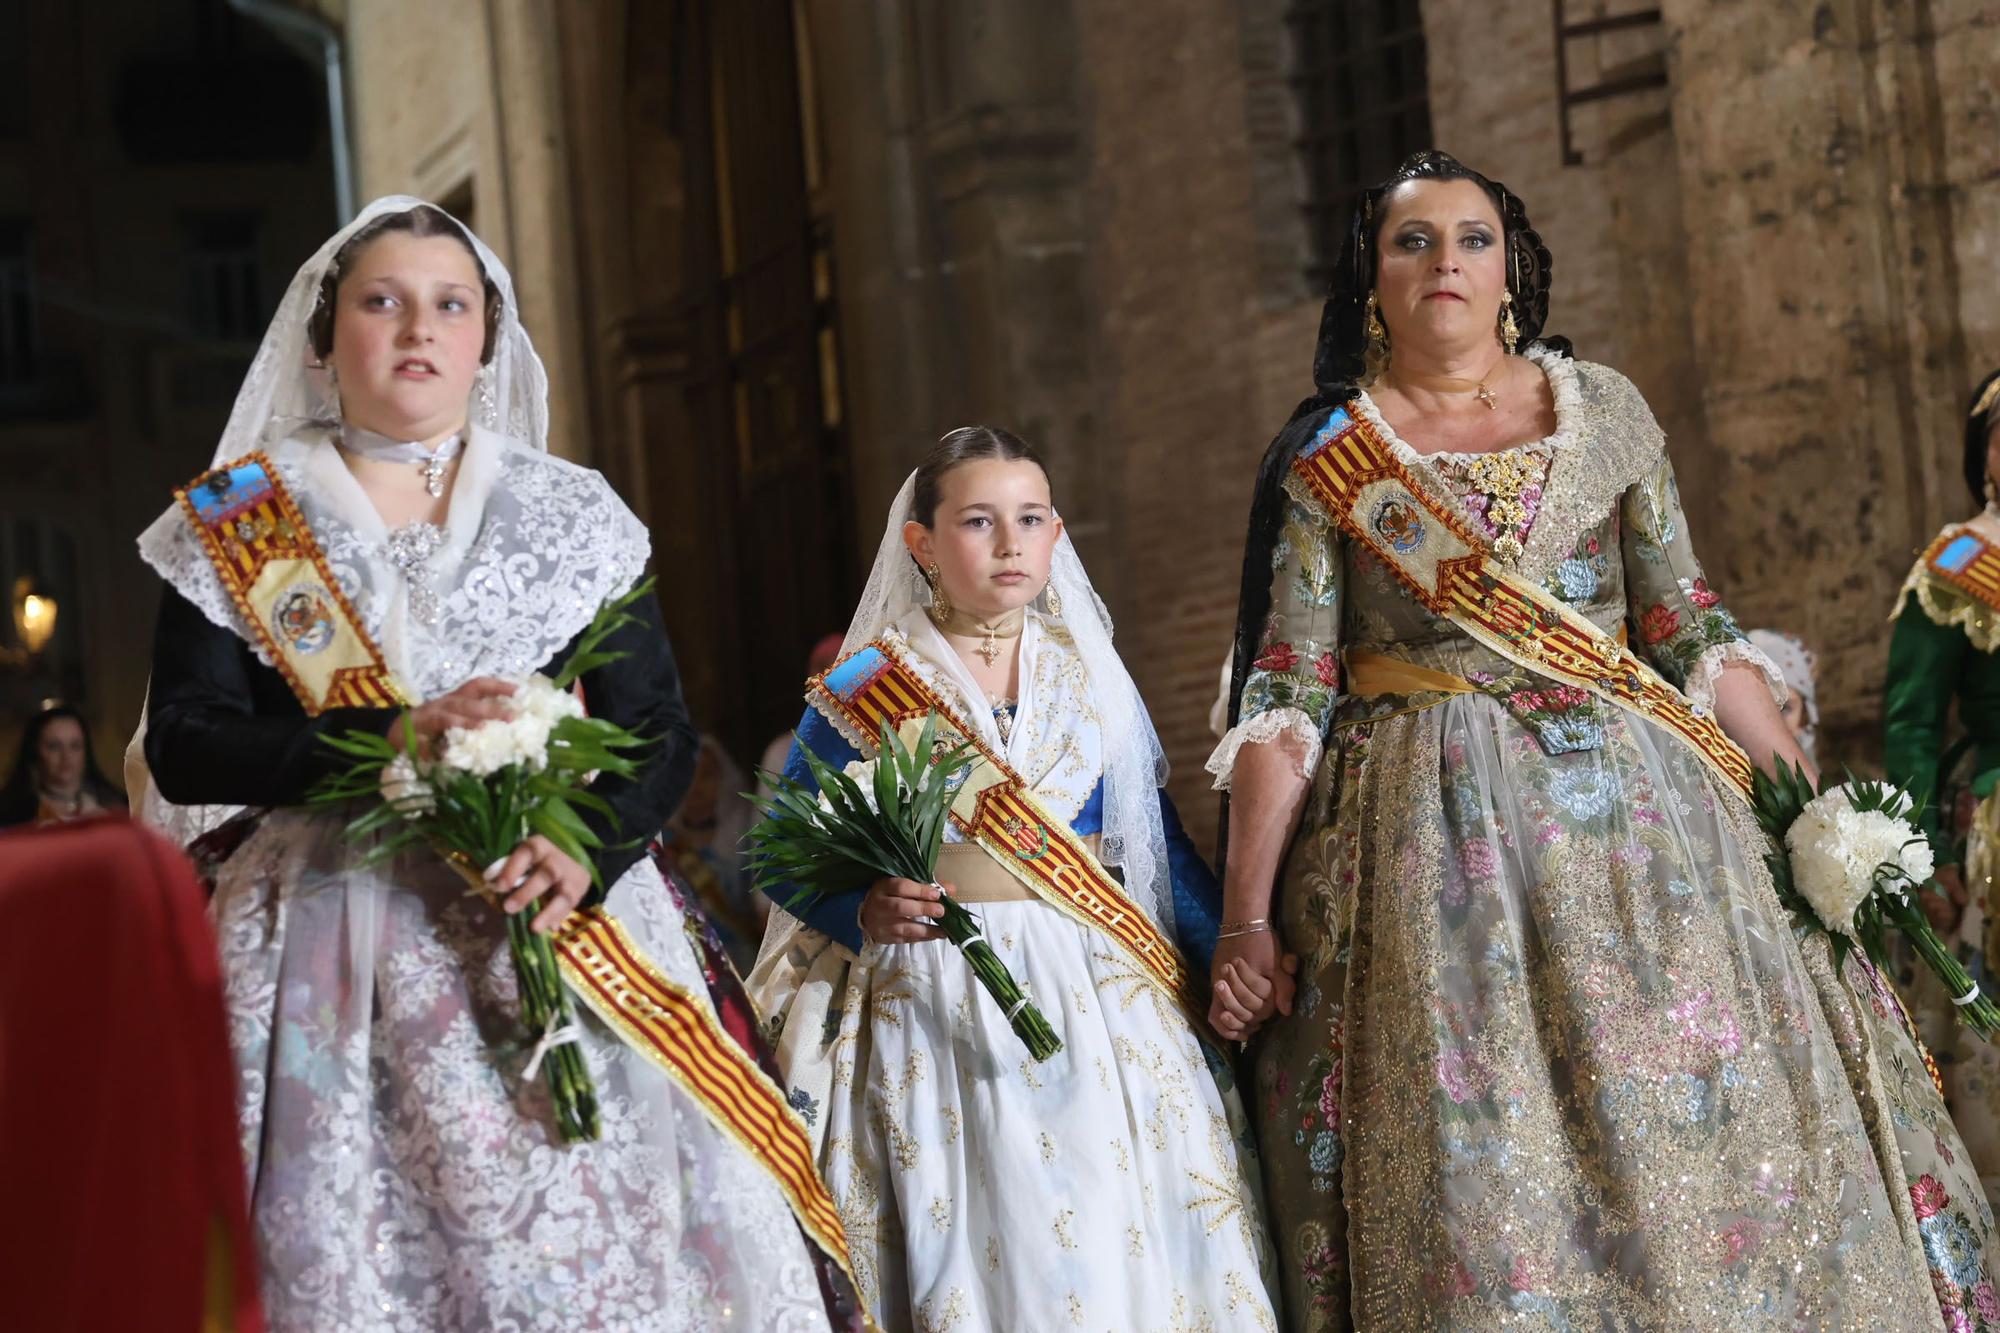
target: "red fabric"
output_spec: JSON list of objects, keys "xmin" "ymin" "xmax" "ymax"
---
[{"xmin": 0, "ymin": 816, "xmax": 263, "ymax": 1333}]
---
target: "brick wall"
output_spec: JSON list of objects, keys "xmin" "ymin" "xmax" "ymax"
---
[{"xmin": 1072, "ymin": 0, "xmax": 1316, "ymax": 852}]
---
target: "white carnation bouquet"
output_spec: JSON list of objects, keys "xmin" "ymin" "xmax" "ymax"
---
[
  {"xmin": 309, "ymin": 580, "xmax": 656, "ymax": 1141},
  {"xmin": 1754, "ymin": 760, "xmax": 1999, "ymax": 1038}
]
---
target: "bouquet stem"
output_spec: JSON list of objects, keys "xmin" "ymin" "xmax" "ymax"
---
[
  {"xmin": 935, "ymin": 890, "xmax": 1063, "ymax": 1061},
  {"xmin": 445, "ymin": 852, "xmax": 602, "ymax": 1141},
  {"xmin": 1891, "ymin": 898, "xmax": 2000, "ymax": 1040}
]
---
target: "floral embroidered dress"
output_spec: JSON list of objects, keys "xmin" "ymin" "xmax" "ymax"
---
[
  {"xmin": 751, "ymin": 612, "xmax": 1277, "ymax": 1332},
  {"xmin": 1886, "ymin": 509, "xmax": 2000, "ymax": 1210},
  {"xmin": 138, "ymin": 425, "xmax": 858, "ymax": 1333},
  {"xmin": 1211, "ymin": 346, "xmax": 2000, "ymax": 1330}
]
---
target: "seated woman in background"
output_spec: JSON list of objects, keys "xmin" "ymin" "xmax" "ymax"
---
[{"xmin": 0, "ymin": 704, "xmax": 126, "ymax": 828}]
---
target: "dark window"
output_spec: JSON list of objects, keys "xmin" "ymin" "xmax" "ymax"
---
[
  {"xmin": 1286, "ymin": 0, "xmax": 1435, "ymax": 287},
  {"xmin": 0, "ymin": 220, "xmax": 36, "ymax": 387},
  {"xmin": 183, "ymin": 212, "xmax": 264, "ymax": 341},
  {"xmin": 0, "ymin": 3, "xmax": 26, "ymax": 140}
]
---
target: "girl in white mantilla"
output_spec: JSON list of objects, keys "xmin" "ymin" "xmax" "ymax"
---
[
  {"xmin": 749, "ymin": 427, "xmax": 1279, "ymax": 1330},
  {"xmin": 133, "ymin": 198, "xmax": 865, "ymax": 1331}
]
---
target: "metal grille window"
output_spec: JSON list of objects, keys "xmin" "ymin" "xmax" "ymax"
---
[
  {"xmin": 1287, "ymin": 0, "xmax": 1435, "ymax": 286},
  {"xmin": 0, "ymin": 220, "xmax": 35, "ymax": 387},
  {"xmin": 183, "ymin": 212, "xmax": 264, "ymax": 342}
]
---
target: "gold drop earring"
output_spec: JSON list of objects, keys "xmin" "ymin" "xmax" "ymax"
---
[
  {"xmin": 925, "ymin": 562, "xmax": 953, "ymax": 623},
  {"xmin": 1365, "ymin": 292, "xmax": 1389, "ymax": 353},
  {"xmin": 1499, "ymin": 290, "xmax": 1521, "ymax": 356},
  {"xmin": 1042, "ymin": 580, "xmax": 1063, "ymax": 617}
]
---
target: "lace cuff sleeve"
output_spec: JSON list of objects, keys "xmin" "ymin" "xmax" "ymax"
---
[
  {"xmin": 1683, "ymin": 638, "xmax": 1788, "ymax": 714},
  {"xmin": 1204, "ymin": 706, "xmax": 1323, "ymax": 792}
]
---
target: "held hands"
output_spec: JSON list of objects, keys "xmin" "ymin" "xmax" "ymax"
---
[
  {"xmin": 488, "ymin": 834, "xmax": 592, "ymax": 935},
  {"xmin": 1209, "ymin": 926, "xmax": 1299, "ymax": 1043},
  {"xmin": 860, "ymin": 877, "xmax": 949, "ymax": 945},
  {"xmin": 397, "ymin": 677, "xmax": 518, "ymax": 758}
]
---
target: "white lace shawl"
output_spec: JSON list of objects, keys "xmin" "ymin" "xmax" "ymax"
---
[
  {"xmin": 136, "ymin": 424, "xmax": 649, "ymax": 702},
  {"xmin": 126, "ymin": 195, "xmax": 627, "ymax": 841}
]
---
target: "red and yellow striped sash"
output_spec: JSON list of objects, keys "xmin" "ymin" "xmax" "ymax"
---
[
  {"xmin": 1292, "ymin": 409, "xmax": 1756, "ymax": 799},
  {"xmin": 176, "ymin": 452, "xmax": 409, "ymax": 713},
  {"xmin": 553, "ymin": 911, "xmax": 867, "ymax": 1303},
  {"xmin": 810, "ymin": 642, "xmax": 1216, "ymax": 1039}
]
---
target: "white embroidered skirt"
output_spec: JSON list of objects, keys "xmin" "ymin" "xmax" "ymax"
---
[
  {"xmin": 213, "ymin": 810, "xmax": 831, "ymax": 1332},
  {"xmin": 801, "ymin": 899, "xmax": 1279, "ymax": 1331}
]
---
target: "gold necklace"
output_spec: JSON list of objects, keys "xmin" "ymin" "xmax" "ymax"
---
[
  {"xmin": 1459, "ymin": 449, "xmax": 1547, "ymax": 564},
  {"xmin": 927, "ymin": 604, "xmax": 1026, "ymax": 667},
  {"xmin": 1386, "ymin": 355, "xmax": 1509, "ymax": 410}
]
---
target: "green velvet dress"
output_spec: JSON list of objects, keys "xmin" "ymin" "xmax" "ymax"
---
[{"xmin": 1886, "ymin": 512, "xmax": 2000, "ymax": 1206}]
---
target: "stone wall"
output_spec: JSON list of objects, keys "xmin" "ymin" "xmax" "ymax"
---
[
  {"xmin": 1417, "ymin": 0, "xmax": 2000, "ymax": 763},
  {"xmin": 1657, "ymin": 0, "xmax": 1999, "ymax": 759}
]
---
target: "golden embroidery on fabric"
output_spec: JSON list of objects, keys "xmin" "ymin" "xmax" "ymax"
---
[
  {"xmin": 916, "ymin": 1287, "xmax": 968, "ymax": 1333},
  {"xmin": 1226, "ymin": 1273, "xmax": 1278, "ymax": 1333}
]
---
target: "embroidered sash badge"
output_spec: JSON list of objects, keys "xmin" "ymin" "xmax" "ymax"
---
[{"xmin": 176, "ymin": 452, "xmax": 408, "ymax": 713}]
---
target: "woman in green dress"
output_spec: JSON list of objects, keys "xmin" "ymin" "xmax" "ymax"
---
[
  {"xmin": 1212, "ymin": 150, "xmax": 2000, "ymax": 1331},
  {"xmin": 1885, "ymin": 366, "xmax": 2000, "ymax": 1207}
]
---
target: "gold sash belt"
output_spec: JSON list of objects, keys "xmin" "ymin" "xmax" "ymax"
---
[
  {"xmin": 935, "ymin": 837, "xmax": 1104, "ymax": 904},
  {"xmin": 1343, "ymin": 626, "xmax": 1630, "ymax": 699}
]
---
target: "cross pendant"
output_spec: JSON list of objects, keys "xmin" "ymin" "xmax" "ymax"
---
[
  {"xmin": 421, "ymin": 455, "xmax": 448, "ymax": 497},
  {"xmin": 975, "ymin": 631, "xmax": 1001, "ymax": 667},
  {"xmin": 1475, "ymin": 383, "xmax": 1498, "ymax": 410}
]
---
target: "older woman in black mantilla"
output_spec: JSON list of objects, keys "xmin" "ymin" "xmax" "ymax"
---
[{"xmin": 1208, "ymin": 150, "xmax": 2000, "ymax": 1329}]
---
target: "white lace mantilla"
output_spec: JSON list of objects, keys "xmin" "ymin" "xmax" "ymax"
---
[{"xmin": 137, "ymin": 425, "xmax": 649, "ymax": 701}]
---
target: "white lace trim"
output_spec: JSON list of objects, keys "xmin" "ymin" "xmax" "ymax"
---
[
  {"xmin": 1204, "ymin": 707, "xmax": 1323, "ymax": 792},
  {"xmin": 1349, "ymin": 352, "xmax": 1666, "ymax": 587},
  {"xmin": 1355, "ymin": 343, "xmax": 1582, "ymax": 468},
  {"xmin": 1684, "ymin": 639, "xmax": 1789, "ymax": 715}
]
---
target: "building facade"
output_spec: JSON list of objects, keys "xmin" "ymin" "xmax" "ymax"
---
[
  {"xmin": 1, "ymin": 0, "xmax": 335, "ymax": 779},
  {"xmin": 315, "ymin": 0, "xmax": 2000, "ymax": 853}
]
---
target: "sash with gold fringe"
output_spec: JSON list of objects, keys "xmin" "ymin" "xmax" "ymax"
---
[
  {"xmin": 1290, "ymin": 408, "xmax": 1757, "ymax": 799},
  {"xmin": 551, "ymin": 909, "xmax": 869, "ymax": 1314},
  {"xmin": 1917, "ymin": 526, "xmax": 2000, "ymax": 618},
  {"xmin": 177, "ymin": 454, "xmax": 869, "ymax": 1316},
  {"xmin": 809, "ymin": 639, "xmax": 1217, "ymax": 1040}
]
